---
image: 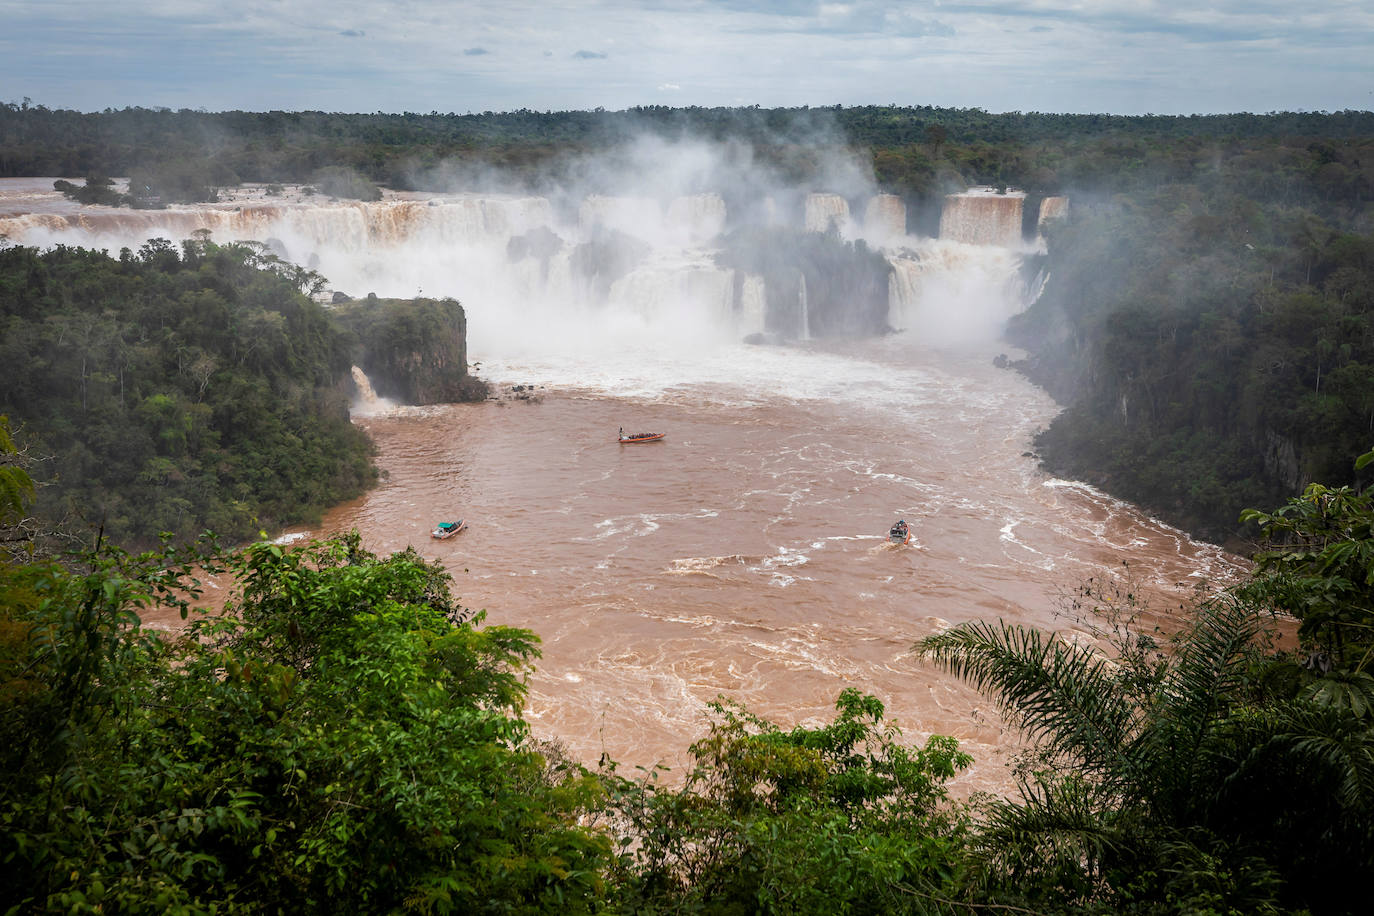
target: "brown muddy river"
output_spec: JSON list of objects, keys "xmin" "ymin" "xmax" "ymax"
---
[{"xmin": 281, "ymin": 338, "xmax": 1240, "ymax": 795}]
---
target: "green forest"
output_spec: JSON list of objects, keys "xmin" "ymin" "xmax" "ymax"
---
[
  {"xmin": 1008, "ymin": 147, "xmax": 1374, "ymax": 545},
  {"xmin": 0, "ymin": 239, "xmax": 377, "ymax": 548},
  {"xmin": 3, "ymin": 433, "xmax": 1373, "ymax": 913},
  {"xmin": 0, "ymin": 217, "xmax": 490, "ymax": 550}
]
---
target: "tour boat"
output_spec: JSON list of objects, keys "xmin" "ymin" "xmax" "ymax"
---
[
  {"xmin": 618, "ymin": 428, "xmax": 665, "ymax": 444},
  {"xmin": 431, "ymin": 520, "xmax": 466, "ymax": 539},
  {"xmin": 888, "ymin": 519, "xmax": 911, "ymax": 546}
]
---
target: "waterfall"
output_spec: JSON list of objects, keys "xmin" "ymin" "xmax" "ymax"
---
[
  {"xmin": 886, "ymin": 239, "xmax": 1028, "ymax": 346},
  {"xmin": 939, "ymin": 189, "xmax": 1025, "ymax": 248},
  {"xmin": 740, "ymin": 274, "xmax": 767, "ymax": 338},
  {"xmin": 665, "ymin": 193, "xmax": 727, "ymax": 245},
  {"xmin": 3, "ymin": 181, "xmax": 1030, "ymax": 356},
  {"xmin": 606, "ymin": 254, "xmax": 741, "ymax": 330},
  {"xmin": 579, "ymin": 195, "xmax": 663, "ymax": 241},
  {"xmin": 804, "ymin": 193, "xmax": 849, "ymax": 234},
  {"xmin": 351, "ymin": 365, "xmax": 379, "ymax": 401},
  {"xmin": 350, "ymin": 365, "xmax": 395, "ymax": 416},
  {"xmin": 1037, "ymin": 196, "xmax": 1070, "ymax": 226},
  {"xmin": 863, "ymin": 194, "xmax": 906, "ymax": 242}
]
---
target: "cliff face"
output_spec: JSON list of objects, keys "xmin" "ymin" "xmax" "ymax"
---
[
  {"xmin": 716, "ymin": 226, "xmax": 893, "ymax": 338},
  {"xmin": 334, "ymin": 297, "xmax": 489, "ymax": 404}
]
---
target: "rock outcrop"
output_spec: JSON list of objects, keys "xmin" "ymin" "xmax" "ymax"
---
[{"xmin": 333, "ymin": 297, "xmax": 488, "ymax": 404}]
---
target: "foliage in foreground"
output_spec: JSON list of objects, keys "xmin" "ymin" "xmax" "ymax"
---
[
  {"xmin": 0, "ymin": 535, "xmax": 612, "ymax": 913},
  {"xmin": 605, "ymin": 690, "xmax": 972, "ymax": 915},
  {"xmin": 0, "ymin": 518, "xmax": 975, "ymax": 914},
  {"xmin": 7, "ymin": 446, "xmax": 1374, "ymax": 914},
  {"xmin": 917, "ymin": 454, "xmax": 1374, "ymax": 914}
]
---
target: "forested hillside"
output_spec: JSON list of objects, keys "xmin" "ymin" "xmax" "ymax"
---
[
  {"xmin": 1009, "ymin": 138, "xmax": 1374, "ymax": 544},
  {"xmin": 0, "ymin": 239, "xmax": 376, "ymax": 546}
]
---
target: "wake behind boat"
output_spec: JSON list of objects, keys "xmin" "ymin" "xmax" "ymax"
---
[
  {"xmin": 619, "ymin": 427, "xmax": 665, "ymax": 444},
  {"xmin": 431, "ymin": 520, "xmax": 466, "ymax": 539}
]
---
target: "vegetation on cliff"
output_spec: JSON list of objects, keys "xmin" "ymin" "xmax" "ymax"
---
[
  {"xmin": 333, "ymin": 296, "xmax": 489, "ymax": 405},
  {"xmin": 1008, "ymin": 139, "xmax": 1374, "ymax": 544},
  {"xmin": 0, "ymin": 240, "xmax": 377, "ymax": 547}
]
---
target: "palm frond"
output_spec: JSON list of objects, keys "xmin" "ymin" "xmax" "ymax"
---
[
  {"xmin": 972, "ymin": 773, "xmax": 1125, "ymax": 895},
  {"xmin": 917, "ymin": 621, "xmax": 1138, "ymax": 780},
  {"xmin": 1134, "ymin": 596, "xmax": 1268, "ymax": 812}
]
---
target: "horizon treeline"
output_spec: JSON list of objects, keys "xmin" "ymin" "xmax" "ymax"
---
[{"xmin": 4, "ymin": 99, "xmax": 1373, "ymax": 199}]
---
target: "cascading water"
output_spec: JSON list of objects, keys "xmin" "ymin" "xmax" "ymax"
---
[
  {"xmin": 1037, "ymin": 196, "xmax": 1070, "ymax": 226},
  {"xmin": 350, "ymin": 365, "xmax": 395, "ymax": 417},
  {"xmin": 804, "ymin": 192, "xmax": 849, "ymax": 234},
  {"xmin": 939, "ymin": 188, "xmax": 1025, "ymax": 248},
  {"xmin": 863, "ymin": 194, "xmax": 906, "ymax": 242},
  {"xmin": 887, "ymin": 240, "xmax": 1030, "ymax": 346},
  {"xmin": 2, "ymin": 182, "xmax": 1041, "ymax": 356}
]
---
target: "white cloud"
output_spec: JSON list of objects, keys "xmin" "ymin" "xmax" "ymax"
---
[{"xmin": 0, "ymin": 0, "xmax": 1369, "ymax": 113}]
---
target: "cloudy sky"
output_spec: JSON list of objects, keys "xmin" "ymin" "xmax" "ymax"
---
[{"xmin": 3, "ymin": 1, "xmax": 1371, "ymax": 115}]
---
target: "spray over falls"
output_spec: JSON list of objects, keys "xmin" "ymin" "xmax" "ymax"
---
[{"xmin": 2, "ymin": 181, "xmax": 1051, "ymax": 359}]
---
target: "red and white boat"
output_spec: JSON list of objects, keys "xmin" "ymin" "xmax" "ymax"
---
[{"xmin": 618, "ymin": 428, "xmax": 665, "ymax": 444}]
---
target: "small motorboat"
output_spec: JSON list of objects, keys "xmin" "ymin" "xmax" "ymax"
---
[
  {"xmin": 618, "ymin": 427, "xmax": 665, "ymax": 444},
  {"xmin": 888, "ymin": 519, "xmax": 911, "ymax": 546},
  {"xmin": 431, "ymin": 520, "xmax": 466, "ymax": 539}
]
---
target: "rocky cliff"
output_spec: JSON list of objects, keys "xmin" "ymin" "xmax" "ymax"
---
[{"xmin": 333, "ymin": 296, "xmax": 489, "ymax": 405}]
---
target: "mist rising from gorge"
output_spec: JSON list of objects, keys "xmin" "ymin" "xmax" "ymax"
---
[{"xmin": 0, "ymin": 132, "xmax": 1056, "ymax": 394}]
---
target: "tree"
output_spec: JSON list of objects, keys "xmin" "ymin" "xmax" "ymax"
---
[
  {"xmin": 606, "ymin": 689, "xmax": 972, "ymax": 914},
  {"xmin": 0, "ymin": 416, "xmax": 35, "ymax": 524},
  {"xmin": 1239, "ymin": 447, "xmax": 1374, "ymax": 672},
  {"xmin": 1, "ymin": 533, "xmax": 615, "ymax": 913},
  {"xmin": 917, "ymin": 565, "xmax": 1374, "ymax": 913}
]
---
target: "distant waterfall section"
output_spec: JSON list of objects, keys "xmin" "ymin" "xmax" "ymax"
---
[
  {"xmin": 863, "ymin": 194, "xmax": 906, "ymax": 244},
  {"xmin": 349, "ymin": 365, "xmax": 394, "ymax": 417},
  {"xmin": 882, "ymin": 188, "xmax": 1071, "ymax": 346},
  {"xmin": 939, "ymin": 188, "xmax": 1026, "ymax": 248},
  {"xmin": 0, "ymin": 182, "xmax": 1068, "ymax": 352},
  {"xmin": 804, "ymin": 193, "xmax": 850, "ymax": 234}
]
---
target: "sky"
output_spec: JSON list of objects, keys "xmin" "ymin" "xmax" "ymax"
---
[{"xmin": 3, "ymin": 1, "xmax": 1372, "ymax": 116}]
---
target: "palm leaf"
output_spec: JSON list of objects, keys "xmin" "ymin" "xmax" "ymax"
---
[
  {"xmin": 917, "ymin": 620, "xmax": 1139, "ymax": 783},
  {"xmin": 972, "ymin": 772, "xmax": 1125, "ymax": 893},
  {"xmin": 1267, "ymin": 704, "xmax": 1374, "ymax": 814},
  {"xmin": 1133, "ymin": 596, "xmax": 1267, "ymax": 813}
]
